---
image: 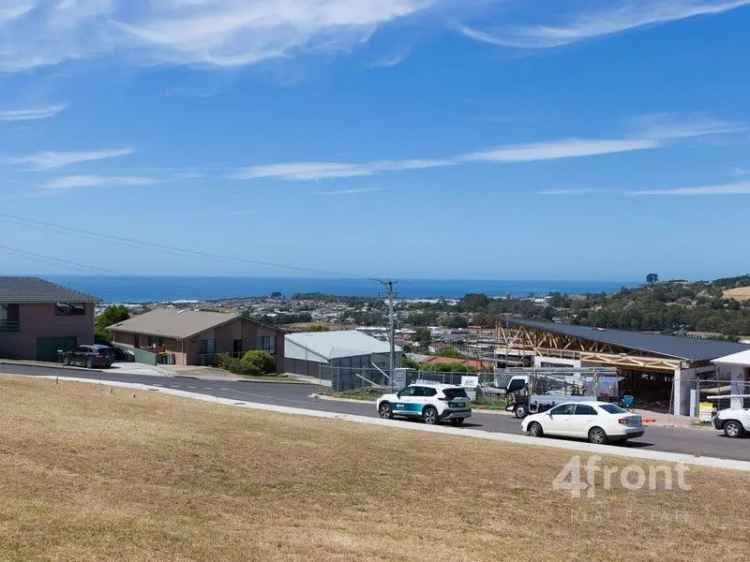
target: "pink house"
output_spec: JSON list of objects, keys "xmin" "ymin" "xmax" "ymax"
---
[{"xmin": 0, "ymin": 277, "xmax": 98, "ymax": 361}]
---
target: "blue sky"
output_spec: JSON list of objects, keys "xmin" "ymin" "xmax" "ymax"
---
[{"xmin": 1, "ymin": 0, "xmax": 749, "ymax": 281}]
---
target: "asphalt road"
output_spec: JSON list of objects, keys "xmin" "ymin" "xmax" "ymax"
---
[{"xmin": 2, "ymin": 363, "xmax": 749, "ymax": 462}]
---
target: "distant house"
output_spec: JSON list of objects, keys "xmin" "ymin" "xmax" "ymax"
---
[
  {"xmin": 285, "ymin": 329, "xmax": 401, "ymax": 378},
  {"xmin": 109, "ymin": 308, "xmax": 285, "ymax": 369},
  {"xmin": 0, "ymin": 277, "xmax": 99, "ymax": 361}
]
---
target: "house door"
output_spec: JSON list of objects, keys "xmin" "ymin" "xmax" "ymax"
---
[
  {"xmin": 36, "ymin": 337, "xmax": 77, "ymax": 362},
  {"xmin": 233, "ymin": 339, "xmax": 243, "ymax": 356}
]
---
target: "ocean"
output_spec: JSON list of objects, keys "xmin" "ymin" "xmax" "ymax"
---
[{"xmin": 47, "ymin": 276, "xmax": 639, "ymax": 304}]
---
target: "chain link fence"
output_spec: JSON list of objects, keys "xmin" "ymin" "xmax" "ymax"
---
[{"xmin": 321, "ymin": 366, "xmax": 498, "ymax": 393}]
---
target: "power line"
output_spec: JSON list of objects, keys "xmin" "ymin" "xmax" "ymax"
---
[
  {"xmin": 0, "ymin": 243, "xmax": 119, "ymax": 274},
  {"xmin": 0, "ymin": 212, "xmax": 372, "ymax": 280}
]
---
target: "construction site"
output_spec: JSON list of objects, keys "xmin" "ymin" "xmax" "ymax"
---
[{"xmin": 457, "ymin": 319, "xmax": 750, "ymax": 416}]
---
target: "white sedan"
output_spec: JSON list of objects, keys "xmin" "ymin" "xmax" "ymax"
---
[{"xmin": 520, "ymin": 401, "xmax": 644, "ymax": 444}]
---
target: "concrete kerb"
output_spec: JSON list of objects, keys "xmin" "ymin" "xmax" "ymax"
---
[{"xmin": 27, "ymin": 374, "xmax": 750, "ymax": 473}]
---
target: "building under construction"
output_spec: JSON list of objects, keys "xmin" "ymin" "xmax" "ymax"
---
[{"xmin": 466, "ymin": 319, "xmax": 750, "ymax": 416}]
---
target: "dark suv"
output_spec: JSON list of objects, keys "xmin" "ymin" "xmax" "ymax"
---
[{"xmin": 62, "ymin": 345, "xmax": 114, "ymax": 369}]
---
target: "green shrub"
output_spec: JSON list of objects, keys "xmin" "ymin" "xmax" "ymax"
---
[{"xmin": 240, "ymin": 350, "xmax": 276, "ymax": 375}]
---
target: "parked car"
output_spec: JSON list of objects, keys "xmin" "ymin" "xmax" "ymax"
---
[
  {"xmin": 61, "ymin": 345, "xmax": 114, "ymax": 369},
  {"xmin": 520, "ymin": 401, "xmax": 644, "ymax": 444},
  {"xmin": 376, "ymin": 383, "xmax": 472, "ymax": 426},
  {"xmin": 107, "ymin": 345, "xmax": 135, "ymax": 362},
  {"xmin": 713, "ymin": 407, "xmax": 750, "ymax": 438}
]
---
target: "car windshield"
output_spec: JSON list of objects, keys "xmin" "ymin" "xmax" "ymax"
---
[
  {"xmin": 599, "ymin": 404, "xmax": 627, "ymax": 414},
  {"xmin": 443, "ymin": 388, "xmax": 468, "ymax": 400}
]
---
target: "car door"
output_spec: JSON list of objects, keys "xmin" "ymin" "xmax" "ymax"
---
[
  {"xmin": 571, "ymin": 404, "xmax": 600, "ymax": 438},
  {"xmin": 545, "ymin": 403, "xmax": 576, "ymax": 436},
  {"xmin": 392, "ymin": 386, "xmax": 419, "ymax": 417}
]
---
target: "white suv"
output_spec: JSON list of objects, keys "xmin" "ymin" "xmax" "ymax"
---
[
  {"xmin": 376, "ymin": 383, "xmax": 472, "ymax": 426},
  {"xmin": 713, "ymin": 407, "xmax": 750, "ymax": 438}
]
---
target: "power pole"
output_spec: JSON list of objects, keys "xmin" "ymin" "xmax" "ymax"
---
[{"xmin": 376, "ymin": 279, "xmax": 398, "ymax": 378}]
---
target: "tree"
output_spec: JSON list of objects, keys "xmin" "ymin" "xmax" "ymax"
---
[
  {"xmin": 446, "ymin": 315, "xmax": 469, "ymax": 329},
  {"xmin": 414, "ymin": 327, "xmax": 432, "ymax": 350},
  {"xmin": 460, "ymin": 293, "xmax": 491, "ymax": 311},
  {"xmin": 95, "ymin": 305, "xmax": 130, "ymax": 341}
]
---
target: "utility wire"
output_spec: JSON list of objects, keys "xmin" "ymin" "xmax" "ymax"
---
[
  {"xmin": 0, "ymin": 243, "xmax": 119, "ymax": 274},
  {"xmin": 0, "ymin": 213, "xmax": 374, "ymax": 280}
]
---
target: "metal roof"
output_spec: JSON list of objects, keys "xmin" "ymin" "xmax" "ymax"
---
[
  {"xmin": 285, "ymin": 330, "xmax": 400, "ymax": 360},
  {"xmin": 508, "ymin": 319, "xmax": 750, "ymax": 362},
  {"xmin": 109, "ymin": 308, "xmax": 241, "ymax": 339},
  {"xmin": 0, "ymin": 276, "xmax": 99, "ymax": 304},
  {"xmin": 712, "ymin": 349, "xmax": 750, "ymax": 367}
]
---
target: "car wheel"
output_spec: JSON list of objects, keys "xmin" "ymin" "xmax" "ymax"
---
[
  {"xmin": 423, "ymin": 406, "xmax": 439, "ymax": 425},
  {"xmin": 450, "ymin": 418, "xmax": 465, "ymax": 427},
  {"xmin": 514, "ymin": 404, "xmax": 528, "ymax": 419},
  {"xmin": 63, "ymin": 357, "xmax": 71, "ymax": 366},
  {"xmin": 528, "ymin": 422, "xmax": 544, "ymax": 437},
  {"xmin": 724, "ymin": 420, "xmax": 744, "ymax": 439},
  {"xmin": 378, "ymin": 402, "xmax": 393, "ymax": 419},
  {"xmin": 588, "ymin": 427, "xmax": 608, "ymax": 445}
]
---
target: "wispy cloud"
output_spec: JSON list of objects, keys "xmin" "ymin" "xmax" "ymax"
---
[
  {"xmin": 235, "ymin": 111, "xmax": 742, "ymax": 182},
  {"xmin": 0, "ymin": 104, "xmax": 67, "ymax": 122},
  {"xmin": 370, "ymin": 47, "xmax": 412, "ymax": 68},
  {"xmin": 235, "ymin": 159, "xmax": 453, "ymax": 181},
  {"xmin": 459, "ymin": 1, "xmax": 750, "ymax": 49},
  {"xmin": 237, "ymin": 138, "xmax": 659, "ymax": 181},
  {"xmin": 630, "ymin": 180, "xmax": 750, "ymax": 196},
  {"xmin": 630, "ymin": 113, "xmax": 746, "ymax": 140},
  {"xmin": 40, "ymin": 175, "xmax": 158, "ymax": 190},
  {"xmin": 461, "ymin": 138, "xmax": 658, "ymax": 163},
  {"xmin": 0, "ymin": 1, "xmax": 435, "ymax": 71},
  {"xmin": 316, "ymin": 187, "xmax": 384, "ymax": 195},
  {"xmin": 8, "ymin": 148, "xmax": 133, "ymax": 170},
  {"xmin": 0, "ymin": 4, "xmax": 32, "ymax": 25}
]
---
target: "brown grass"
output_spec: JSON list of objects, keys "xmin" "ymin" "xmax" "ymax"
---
[
  {"xmin": 0, "ymin": 376, "xmax": 748, "ymax": 562},
  {"xmin": 723, "ymin": 286, "xmax": 750, "ymax": 302}
]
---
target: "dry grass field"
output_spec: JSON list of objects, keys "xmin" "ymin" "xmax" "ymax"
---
[
  {"xmin": 0, "ymin": 376, "xmax": 748, "ymax": 562},
  {"xmin": 723, "ymin": 286, "xmax": 750, "ymax": 302}
]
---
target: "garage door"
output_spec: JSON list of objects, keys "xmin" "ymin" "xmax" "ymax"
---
[{"xmin": 36, "ymin": 337, "xmax": 77, "ymax": 362}]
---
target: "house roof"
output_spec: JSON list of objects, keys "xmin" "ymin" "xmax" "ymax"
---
[
  {"xmin": 508, "ymin": 319, "xmax": 750, "ymax": 362},
  {"xmin": 0, "ymin": 276, "xmax": 99, "ymax": 304},
  {"xmin": 109, "ymin": 308, "xmax": 242, "ymax": 339},
  {"xmin": 285, "ymin": 330, "xmax": 399, "ymax": 360},
  {"xmin": 713, "ymin": 349, "xmax": 750, "ymax": 367}
]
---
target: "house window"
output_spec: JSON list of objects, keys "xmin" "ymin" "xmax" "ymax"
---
[
  {"xmin": 257, "ymin": 335, "xmax": 275, "ymax": 354},
  {"xmin": 55, "ymin": 303, "xmax": 86, "ymax": 316},
  {"xmin": 0, "ymin": 304, "xmax": 20, "ymax": 332},
  {"xmin": 200, "ymin": 338, "xmax": 216, "ymax": 355},
  {"xmin": 147, "ymin": 336, "xmax": 163, "ymax": 349}
]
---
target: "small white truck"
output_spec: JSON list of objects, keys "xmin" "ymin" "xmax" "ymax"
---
[{"xmin": 713, "ymin": 407, "xmax": 750, "ymax": 438}]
